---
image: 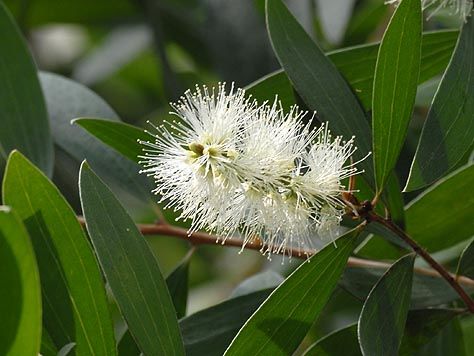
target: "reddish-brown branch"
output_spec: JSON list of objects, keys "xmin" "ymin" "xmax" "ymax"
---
[
  {"xmin": 368, "ymin": 212, "xmax": 474, "ymax": 313},
  {"xmin": 77, "ymin": 216, "xmax": 474, "ymax": 292}
]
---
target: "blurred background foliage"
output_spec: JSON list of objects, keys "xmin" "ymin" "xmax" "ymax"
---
[{"xmin": 3, "ymin": 0, "xmax": 472, "ymax": 350}]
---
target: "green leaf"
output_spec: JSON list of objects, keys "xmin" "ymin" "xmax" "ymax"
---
[
  {"xmin": 40, "ymin": 329, "xmax": 58, "ymax": 356},
  {"xmin": 0, "ymin": 206, "xmax": 41, "ymax": 356},
  {"xmin": 415, "ymin": 318, "xmax": 466, "ymax": 356},
  {"xmin": 358, "ymin": 254, "xmax": 415, "ymax": 356},
  {"xmin": 79, "ymin": 162, "xmax": 185, "ymax": 356},
  {"xmin": 0, "ymin": 3, "xmax": 53, "ymax": 176},
  {"xmin": 457, "ymin": 238, "xmax": 474, "ymax": 279},
  {"xmin": 73, "ymin": 118, "xmax": 152, "ymax": 164},
  {"xmin": 2, "ymin": 152, "xmax": 117, "ymax": 355},
  {"xmin": 400, "ymin": 308, "xmax": 460, "ymax": 355},
  {"xmin": 303, "ymin": 308, "xmax": 459, "ymax": 356},
  {"xmin": 405, "ymin": 164, "xmax": 474, "ymax": 252},
  {"xmin": 117, "ymin": 330, "xmax": 141, "ymax": 356},
  {"xmin": 166, "ymin": 250, "xmax": 192, "ymax": 319},
  {"xmin": 341, "ymin": 264, "xmax": 474, "ymax": 309},
  {"xmin": 245, "ymin": 71, "xmax": 295, "ymax": 111},
  {"xmin": 372, "ymin": 0, "xmax": 422, "ymax": 193},
  {"xmin": 303, "ymin": 324, "xmax": 360, "ymax": 356},
  {"xmin": 246, "ymin": 30, "xmax": 458, "ymax": 112},
  {"xmin": 225, "ymin": 227, "xmax": 360, "ymax": 356},
  {"xmin": 180, "ymin": 290, "xmax": 272, "ymax": 356},
  {"xmin": 39, "ymin": 72, "xmax": 155, "ymax": 218},
  {"xmin": 265, "ymin": 0, "xmax": 374, "ymax": 186},
  {"xmin": 405, "ymin": 15, "xmax": 474, "ymax": 191}
]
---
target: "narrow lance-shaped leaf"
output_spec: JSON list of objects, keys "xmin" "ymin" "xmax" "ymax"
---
[
  {"xmin": 74, "ymin": 118, "xmax": 153, "ymax": 164},
  {"xmin": 405, "ymin": 14, "xmax": 474, "ymax": 191},
  {"xmin": 247, "ymin": 30, "xmax": 457, "ymax": 112},
  {"xmin": 166, "ymin": 250, "xmax": 193, "ymax": 319},
  {"xmin": 79, "ymin": 162, "xmax": 185, "ymax": 356},
  {"xmin": 2, "ymin": 151, "xmax": 117, "ymax": 355},
  {"xmin": 0, "ymin": 3, "xmax": 53, "ymax": 176},
  {"xmin": 358, "ymin": 253, "xmax": 415, "ymax": 356},
  {"xmin": 405, "ymin": 164, "xmax": 474, "ymax": 252},
  {"xmin": 372, "ymin": 0, "xmax": 422, "ymax": 193},
  {"xmin": 225, "ymin": 227, "xmax": 360, "ymax": 356},
  {"xmin": 457, "ymin": 238, "xmax": 474, "ymax": 280},
  {"xmin": 180, "ymin": 290, "xmax": 273, "ymax": 356},
  {"xmin": 304, "ymin": 308, "xmax": 459, "ymax": 356},
  {"xmin": 265, "ymin": 0, "xmax": 374, "ymax": 186},
  {"xmin": 0, "ymin": 207, "xmax": 42, "ymax": 356}
]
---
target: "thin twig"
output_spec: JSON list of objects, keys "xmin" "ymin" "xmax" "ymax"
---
[
  {"xmin": 76, "ymin": 216, "xmax": 474, "ymax": 290},
  {"xmin": 368, "ymin": 212, "xmax": 474, "ymax": 313}
]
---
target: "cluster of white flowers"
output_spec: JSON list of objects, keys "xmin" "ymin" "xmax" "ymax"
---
[
  {"xmin": 386, "ymin": 0, "xmax": 473, "ymax": 21},
  {"xmin": 140, "ymin": 83, "xmax": 363, "ymax": 257}
]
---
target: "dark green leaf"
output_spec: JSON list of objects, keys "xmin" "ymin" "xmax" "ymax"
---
[
  {"xmin": 246, "ymin": 30, "xmax": 458, "ymax": 112},
  {"xmin": 405, "ymin": 164, "xmax": 474, "ymax": 252},
  {"xmin": 40, "ymin": 329, "xmax": 58, "ymax": 356},
  {"xmin": 180, "ymin": 290, "xmax": 272, "ymax": 356},
  {"xmin": 358, "ymin": 254, "xmax": 415, "ymax": 356},
  {"xmin": 166, "ymin": 250, "xmax": 192, "ymax": 319},
  {"xmin": 2, "ymin": 152, "xmax": 117, "ymax": 355},
  {"xmin": 265, "ymin": 0, "xmax": 374, "ymax": 186},
  {"xmin": 400, "ymin": 308, "xmax": 460, "ymax": 355},
  {"xmin": 303, "ymin": 323, "xmax": 360, "ymax": 356},
  {"xmin": 372, "ymin": 0, "xmax": 422, "ymax": 192},
  {"xmin": 415, "ymin": 318, "xmax": 466, "ymax": 356},
  {"xmin": 117, "ymin": 330, "xmax": 141, "ymax": 356},
  {"xmin": 405, "ymin": 15, "xmax": 474, "ymax": 191},
  {"xmin": 245, "ymin": 71, "xmax": 295, "ymax": 111},
  {"xmin": 0, "ymin": 207, "xmax": 41, "ymax": 356},
  {"xmin": 79, "ymin": 162, "xmax": 184, "ymax": 356},
  {"xmin": 457, "ymin": 238, "xmax": 474, "ymax": 279},
  {"xmin": 341, "ymin": 264, "xmax": 474, "ymax": 309},
  {"xmin": 0, "ymin": 3, "xmax": 53, "ymax": 176},
  {"xmin": 303, "ymin": 308, "xmax": 459, "ymax": 356},
  {"xmin": 39, "ymin": 72, "xmax": 155, "ymax": 218},
  {"xmin": 73, "ymin": 118, "xmax": 152, "ymax": 164},
  {"xmin": 225, "ymin": 227, "xmax": 360, "ymax": 355}
]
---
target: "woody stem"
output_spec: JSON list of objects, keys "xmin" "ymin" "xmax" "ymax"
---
[{"xmin": 368, "ymin": 212, "xmax": 474, "ymax": 313}]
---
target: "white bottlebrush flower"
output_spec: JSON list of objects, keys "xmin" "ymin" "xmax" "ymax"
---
[
  {"xmin": 386, "ymin": 0, "xmax": 473, "ymax": 21},
  {"xmin": 139, "ymin": 83, "xmax": 258, "ymax": 236},
  {"xmin": 139, "ymin": 83, "xmax": 364, "ymax": 258}
]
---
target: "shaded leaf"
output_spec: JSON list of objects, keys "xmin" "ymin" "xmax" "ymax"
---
[
  {"xmin": 415, "ymin": 318, "xmax": 466, "ymax": 356},
  {"xmin": 0, "ymin": 3, "xmax": 53, "ymax": 176},
  {"xmin": 457, "ymin": 238, "xmax": 474, "ymax": 279},
  {"xmin": 405, "ymin": 164, "xmax": 474, "ymax": 252},
  {"xmin": 246, "ymin": 30, "xmax": 458, "ymax": 112},
  {"xmin": 265, "ymin": 0, "xmax": 374, "ymax": 185},
  {"xmin": 341, "ymin": 264, "xmax": 474, "ymax": 309},
  {"xmin": 2, "ymin": 152, "xmax": 117, "ymax": 355},
  {"xmin": 0, "ymin": 207, "xmax": 41, "ymax": 356},
  {"xmin": 372, "ymin": 0, "xmax": 422, "ymax": 192},
  {"xmin": 40, "ymin": 329, "xmax": 58, "ymax": 356},
  {"xmin": 400, "ymin": 308, "xmax": 460, "ymax": 355},
  {"xmin": 39, "ymin": 72, "xmax": 155, "ymax": 218},
  {"xmin": 406, "ymin": 16, "xmax": 474, "ymax": 191},
  {"xmin": 225, "ymin": 227, "xmax": 360, "ymax": 355},
  {"xmin": 303, "ymin": 323, "xmax": 360, "ymax": 356},
  {"xmin": 79, "ymin": 162, "xmax": 184, "ymax": 356},
  {"xmin": 74, "ymin": 118, "xmax": 152, "ymax": 164},
  {"xmin": 117, "ymin": 330, "xmax": 141, "ymax": 356},
  {"xmin": 358, "ymin": 254, "xmax": 415, "ymax": 356},
  {"xmin": 303, "ymin": 308, "xmax": 459, "ymax": 356},
  {"xmin": 180, "ymin": 290, "xmax": 272, "ymax": 356},
  {"xmin": 166, "ymin": 250, "xmax": 192, "ymax": 319}
]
